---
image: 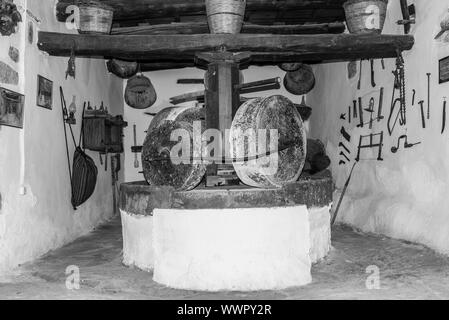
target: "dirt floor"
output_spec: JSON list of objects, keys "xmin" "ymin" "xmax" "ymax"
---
[{"xmin": 1, "ymin": 216, "xmax": 449, "ymax": 300}]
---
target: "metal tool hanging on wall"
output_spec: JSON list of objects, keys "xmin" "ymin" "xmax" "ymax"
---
[
  {"xmin": 357, "ymin": 60, "xmax": 363, "ymax": 90},
  {"xmin": 133, "ymin": 124, "xmax": 139, "ymax": 168},
  {"xmin": 418, "ymin": 100, "xmax": 426, "ymax": 129},
  {"xmin": 427, "ymin": 73, "xmax": 431, "ymax": 120},
  {"xmin": 391, "ymin": 135, "xmax": 421, "ymax": 153},
  {"xmin": 387, "ymin": 51, "xmax": 407, "ymax": 136},
  {"xmin": 442, "ymin": 97, "xmax": 447, "ymax": 134},
  {"xmin": 397, "ymin": 1, "xmax": 415, "ymax": 35},
  {"xmin": 370, "ymin": 59, "xmax": 376, "ymax": 88}
]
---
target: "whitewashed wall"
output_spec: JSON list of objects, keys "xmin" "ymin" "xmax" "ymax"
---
[
  {"xmin": 0, "ymin": 0, "xmax": 123, "ymax": 274},
  {"xmin": 308, "ymin": 0, "xmax": 449, "ymax": 254}
]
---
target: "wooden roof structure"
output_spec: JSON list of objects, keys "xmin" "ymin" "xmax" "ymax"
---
[{"xmin": 39, "ymin": 0, "xmax": 415, "ymax": 71}]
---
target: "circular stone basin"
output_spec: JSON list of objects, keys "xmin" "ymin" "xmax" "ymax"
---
[{"xmin": 119, "ymin": 172, "xmax": 333, "ymax": 292}]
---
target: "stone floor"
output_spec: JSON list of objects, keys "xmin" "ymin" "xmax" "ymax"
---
[{"xmin": 1, "ymin": 216, "xmax": 449, "ymax": 300}]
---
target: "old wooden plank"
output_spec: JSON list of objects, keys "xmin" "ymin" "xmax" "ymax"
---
[
  {"xmin": 56, "ymin": 0, "xmax": 347, "ymax": 22},
  {"xmin": 111, "ymin": 22, "xmax": 346, "ymax": 35},
  {"xmin": 38, "ymin": 32, "xmax": 415, "ymax": 63}
]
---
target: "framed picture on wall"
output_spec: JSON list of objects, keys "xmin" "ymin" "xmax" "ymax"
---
[
  {"xmin": 439, "ymin": 56, "xmax": 449, "ymax": 84},
  {"xmin": 37, "ymin": 75, "xmax": 53, "ymax": 110},
  {"xmin": 0, "ymin": 87, "xmax": 25, "ymax": 129}
]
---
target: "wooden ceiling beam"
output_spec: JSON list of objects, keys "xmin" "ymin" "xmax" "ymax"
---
[
  {"xmin": 111, "ymin": 22, "xmax": 346, "ymax": 35},
  {"xmin": 38, "ymin": 32, "xmax": 415, "ymax": 64},
  {"xmin": 56, "ymin": 0, "xmax": 347, "ymax": 23}
]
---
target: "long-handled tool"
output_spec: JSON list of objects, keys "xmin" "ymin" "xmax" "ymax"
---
[
  {"xmin": 377, "ymin": 87, "xmax": 384, "ymax": 122},
  {"xmin": 357, "ymin": 60, "xmax": 363, "ymax": 90},
  {"xmin": 332, "ymin": 162, "xmax": 358, "ymax": 226},
  {"xmin": 365, "ymin": 98, "xmax": 375, "ymax": 129},
  {"xmin": 427, "ymin": 73, "xmax": 431, "ymax": 120},
  {"xmin": 357, "ymin": 97, "xmax": 364, "ymax": 128},
  {"xmin": 419, "ymin": 100, "xmax": 426, "ymax": 129},
  {"xmin": 133, "ymin": 124, "xmax": 139, "ymax": 168},
  {"xmin": 370, "ymin": 59, "xmax": 376, "ymax": 87},
  {"xmin": 442, "ymin": 97, "xmax": 447, "ymax": 134}
]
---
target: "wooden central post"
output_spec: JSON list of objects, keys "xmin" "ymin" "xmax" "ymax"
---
[
  {"xmin": 205, "ymin": 61, "xmax": 240, "ymax": 151},
  {"xmin": 197, "ymin": 51, "xmax": 251, "ymax": 184}
]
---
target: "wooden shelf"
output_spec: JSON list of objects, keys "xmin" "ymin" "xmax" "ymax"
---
[{"xmin": 38, "ymin": 32, "xmax": 414, "ymax": 70}]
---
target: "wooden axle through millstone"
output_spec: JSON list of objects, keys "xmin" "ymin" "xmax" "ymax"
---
[{"xmin": 196, "ymin": 51, "xmax": 252, "ymax": 181}]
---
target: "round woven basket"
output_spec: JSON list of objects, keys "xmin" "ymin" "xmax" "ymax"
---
[
  {"xmin": 279, "ymin": 63, "xmax": 302, "ymax": 72},
  {"xmin": 283, "ymin": 64, "xmax": 315, "ymax": 96},
  {"xmin": 343, "ymin": 0, "xmax": 388, "ymax": 34},
  {"xmin": 76, "ymin": 0, "xmax": 114, "ymax": 35},
  {"xmin": 206, "ymin": 0, "xmax": 246, "ymax": 34}
]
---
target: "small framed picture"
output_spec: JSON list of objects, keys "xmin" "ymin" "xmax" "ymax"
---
[
  {"xmin": 0, "ymin": 87, "xmax": 25, "ymax": 129},
  {"xmin": 37, "ymin": 75, "xmax": 53, "ymax": 109},
  {"xmin": 439, "ymin": 56, "xmax": 449, "ymax": 84}
]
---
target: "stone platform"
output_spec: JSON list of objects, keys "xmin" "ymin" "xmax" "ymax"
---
[{"xmin": 119, "ymin": 171, "xmax": 333, "ymax": 292}]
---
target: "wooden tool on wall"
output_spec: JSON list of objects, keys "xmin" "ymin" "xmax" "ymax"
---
[
  {"xmin": 397, "ymin": 0, "xmax": 415, "ymax": 35},
  {"xmin": 169, "ymin": 77, "xmax": 281, "ymax": 105}
]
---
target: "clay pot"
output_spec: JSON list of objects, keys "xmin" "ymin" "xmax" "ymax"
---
[
  {"xmin": 125, "ymin": 75, "xmax": 157, "ymax": 109},
  {"xmin": 283, "ymin": 64, "xmax": 316, "ymax": 95}
]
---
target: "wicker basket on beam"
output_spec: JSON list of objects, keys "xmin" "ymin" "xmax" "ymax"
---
[
  {"xmin": 76, "ymin": 0, "xmax": 114, "ymax": 35},
  {"xmin": 343, "ymin": 0, "xmax": 388, "ymax": 34},
  {"xmin": 206, "ymin": 0, "xmax": 247, "ymax": 34}
]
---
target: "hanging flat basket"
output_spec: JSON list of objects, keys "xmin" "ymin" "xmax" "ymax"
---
[
  {"xmin": 125, "ymin": 75, "xmax": 157, "ymax": 109},
  {"xmin": 76, "ymin": 0, "xmax": 114, "ymax": 35},
  {"xmin": 279, "ymin": 63, "xmax": 302, "ymax": 72},
  {"xmin": 206, "ymin": 0, "xmax": 247, "ymax": 34},
  {"xmin": 283, "ymin": 64, "xmax": 316, "ymax": 96},
  {"xmin": 343, "ymin": 0, "xmax": 388, "ymax": 34},
  {"xmin": 107, "ymin": 59, "xmax": 139, "ymax": 79}
]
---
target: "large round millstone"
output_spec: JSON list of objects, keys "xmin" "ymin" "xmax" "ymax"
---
[
  {"xmin": 230, "ymin": 95, "xmax": 307, "ymax": 189},
  {"xmin": 147, "ymin": 106, "xmax": 205, "ymax": 133},
  {"xmin": 142, "ymin": 106, "xmax": 206, "ymax": 191}
]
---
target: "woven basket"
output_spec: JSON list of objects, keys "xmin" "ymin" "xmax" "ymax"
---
[
  {"xmin": 76, "ymin": 0, "xmax": 114, "ymax": 35},
  {"xmin": 343, "ymin": 0, "xmax": 388, "ymax": 34},
  {"xmin": 279, "ymin": 63, "xmax": 302, "ymax": 72},
  {"xmin": 107, "ymin": 59, "xmax": 139, "ymax": 79},
  {"xmin": 206, "ymin": 0, "xmax": 246, "ymax": 34}
]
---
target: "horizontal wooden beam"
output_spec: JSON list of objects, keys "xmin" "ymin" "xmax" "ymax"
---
[
  {"xmin": 57, "ymin": 0, "xmax": 346, "ymax": 22},
  {"xmin": 111, "ymin": 22, "xmax": 346, "ymax": 35},
  {"xmin": 38, "ymin": 32, "xmax": 415, "ymax": 66}
]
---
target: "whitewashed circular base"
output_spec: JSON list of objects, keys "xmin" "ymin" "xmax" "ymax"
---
[{"xmin": 121, "ymin": 205, "xmax": 331, "ymax": 292}]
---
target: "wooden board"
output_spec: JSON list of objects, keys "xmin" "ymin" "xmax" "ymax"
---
[
  {"xmin": 56, "ymin": 0, "xmax": 347, "ymax": 24},
  {"xmin": 111, "ymin": 22, "xmax": 346, "ymax": 35},
  {"xmin": 38, "ymin": 32, "xmax": 415, "ymax": 65}
]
